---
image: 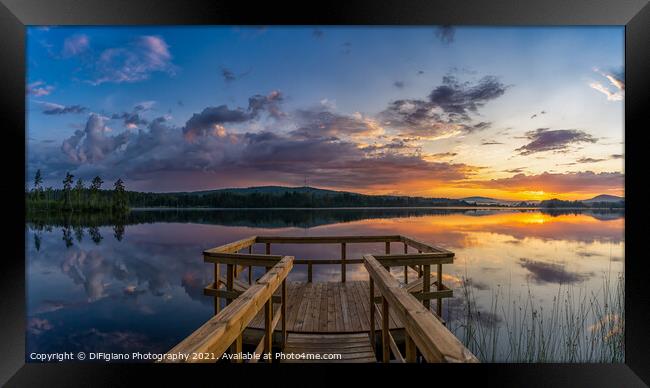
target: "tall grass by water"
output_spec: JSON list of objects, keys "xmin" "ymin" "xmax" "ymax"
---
[{"xmin": 447, "ymin": 269, "xmax": 624, "ymax": 363}]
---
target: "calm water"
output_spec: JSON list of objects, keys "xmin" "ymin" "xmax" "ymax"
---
[{"xmin": 26, "ymin": 208, "xmax": 624, "ymax": 361}]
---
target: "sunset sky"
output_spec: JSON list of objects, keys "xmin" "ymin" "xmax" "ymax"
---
[{"xmin": 26, "ymin": 26, "xmax": 624, "ymax": 200}]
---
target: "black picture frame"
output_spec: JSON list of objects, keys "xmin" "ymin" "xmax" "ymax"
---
[{"xmin": 1, "ymin": 0, "xmax": 648, "ymax": 386}]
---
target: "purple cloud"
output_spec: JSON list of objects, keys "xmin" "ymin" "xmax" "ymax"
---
[
  {"xmin": 39, "ymin": 102, "xmax": 88, "ymax": 115},
  {"xmin": 380, "ymin": 75, "xmax": 506, "ymax": 139},
  {"xmin": 516, "ymin": 128, "xmax": 597, "ymax": 155},
  {"xmin": 27, "ymin": 81, "xmax": 54, "ymax": 96}
]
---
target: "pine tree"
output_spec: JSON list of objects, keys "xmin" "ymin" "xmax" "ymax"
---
[
  {"xmin": 90, "ymin": 176, "xmax": 104, "ymax": 209},
  {"xmin": 75, "ymin": 178, "xmax": 85, "ymax": 209},
  {"xmin": 62, "ymin": 172, "xmax": 74, "ymax": 210},
  {"xmin": 112, "ymin": 178, "xmax": 128, "ymax": 212}
]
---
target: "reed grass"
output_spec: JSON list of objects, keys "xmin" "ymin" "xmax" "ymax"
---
[{"xmin": 447, "ymin": 269, "xmax": 624, "ymax": 363}]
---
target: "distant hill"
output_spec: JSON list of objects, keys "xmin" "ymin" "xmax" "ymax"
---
[
  {"xmin": 126, "ymin": 186, "xmax": 473, "ymax": 208},
  {"xmin": 461, "ymin": 196, "xmax": 503, "ymax": 205},
  {"xmin": 582, "ymin": 194, "xmax": 624, "ymax": 203},
  {"xmin": 540, "ymin": 194, "xmax": 624, "ymax": 209},
  {"xmin": 190, "ymin": 186, "xmax": 346, "ymax": 197}
]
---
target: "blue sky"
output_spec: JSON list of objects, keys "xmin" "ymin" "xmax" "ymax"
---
[{"xmin": 26, "ymin": 26, "xmax": 624, "ymax": 199}]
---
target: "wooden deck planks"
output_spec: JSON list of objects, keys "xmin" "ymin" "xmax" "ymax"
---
[
  {"xmin": 281, "ymin": 333, "xmax": 376, "ymax": 363},
  {"xmin": 247, "ymin": 281, "xmax": 404, "ymax": 333}
]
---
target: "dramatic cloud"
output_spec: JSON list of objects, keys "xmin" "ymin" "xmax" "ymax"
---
[
  {"xmin": 465, "ymin": 171, "xmax": 624, "ymax": 194},
  {"xmin": 62, "ymin": 34, "xmax": 89, "ymax": 57},
  {"xmin": 290, "ymin": 109, "xmax": 382, "ymax": 140},
  {"xmin": 589, "ymin": 68, "xmax": 624, "ymax": 101},
  {"xmin": 516, "ymin": 128, "xmax": 597, "ymax": 155},
  {"xmin": 234, "ymin": 130, "xmax": 477, "ymax": 188},
  {"xmin": 27, "ymin": 81, "xmax": 54, "ymax": 96},
  {"xmin": 380, "ymin": 75, "xmax": 506, "ymax": 139},
  {"xmin": 182, "ymin": 90, "xmax": 283, "ymax": 141},
  {"xmin": 39, "ymin": 102, "xmax": 88, "ymax": 115},
  {"xmin": 519, "ymin": 258, "xmax": 592, "ymax": 284},
  {"xmin": 35, "ymin": 95, "xmax": 481, "ymax": 191},
  {"xmin": 61, "ymin": 114, "xmax": 130, "ymax": 163},
  {"xmin": 111, "ymin": 111, "xmax": 149, "ymax": 129},
  {"xmin": 435, "ymin": 26, "xmax": 455, "ymax": 45},
  {"xmin": 89, "ymin": 35, "xmax": 176, "ymax": 85}
]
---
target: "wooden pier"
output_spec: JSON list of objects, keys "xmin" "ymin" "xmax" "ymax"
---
[{"xmin": 164, "ymin": 235, "xmax": 478, "ymax": 363}]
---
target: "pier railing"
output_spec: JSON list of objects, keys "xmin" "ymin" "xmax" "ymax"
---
[
  {"xmin": 163, "ymin": 255, "xmax": 293, "ymax": 363},
  {"xmin": 364, "ymin": 254, "xmax": 478, "ymax": 363},
  {"xmin": 202, "ymin": 235, "xmax": 455, "ymax": 317}
]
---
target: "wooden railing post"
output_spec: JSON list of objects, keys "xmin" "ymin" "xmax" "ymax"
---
[
  {"xmin": 369, "ymin": 277, "xmax": 375, "ymax": 350},
  {"xmin": 363, "ymin": 254, "xmax": 478, "ymax": 363},
  {"xmin": 385, "ymin": 241, "xmax": 390, "ymax": 254},
  {"xmin": 214, "ymin": 261, "xmax": 221, "ymax": 315},
  {"xmin": 232, "ymin": 334, "xmax": 243, "ymax": 363},
  {"xmin": 248, "ymin": 246, "xmax": 253, "ymax": 285},
  {"xmin": 341, "ymin": 243, "xmax": 347, "ymax": 283},
  {"xmin": 437, "ymin": 263, "xmax": 443, "ymax": 317},
  {"xmin": 264, "ymin": 298, "xmax": 273, "ymax": 363},
  {"xmin": 405, "ymin": 333, "xmax": 417, "ymax": 363},
  {"xmin": 307, "ymin": 262, "xmax": 313, "ymax": 283},
  {"xmin": 423, "ymin": 264, "xmax": 431, "ymax": 310},
  {"xmin": 226, "ymin": 264, "xmax": 234, "ymax": 306},
  {"xmin": 382, "ymin": 297, "xmax": 390, "ymax": 363},
  {"xmin": 404, "ymin": 243, "xmax": 409, "ymax": 284},
  {"xmin": 266, "ymin": 243, "xmax": 271, "ymax": 255},
  {"xmin": 281, "ymin": 279, "xmax": 287, "ymax": 350}
]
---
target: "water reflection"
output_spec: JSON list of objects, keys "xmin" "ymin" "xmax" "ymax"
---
[{"xmin": 26, "ymin": 208, "xmax": 624, "ymax": 360}]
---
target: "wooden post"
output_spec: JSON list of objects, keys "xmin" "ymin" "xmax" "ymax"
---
[
  {"xmin": 281, "ymin": 279, "xmax": 287, "ymax": 350},
  {"xmin": 385, "ymin": 241, "xmax": 390, "ymax": 254},
  {"xmin": 231, "ymin": 334, "xmax": 243, "ymax": 363},
  {"xmin": 264, "ymin": 298, "xmax": 273, "ymax": 362},
  {"xmin": 405, "ymin": 333, "xmax": 417, "ymax": 363},
  {"xmin": 423, "ymin": 264, "xmax": 430, "ymax": 310},
  {"xmin": 265, "ymin": 243, "xmax": 271, "ymax": 255},
  {"xmin": 248, "ymin": 246, "xmax": 253, "ymax": 285},
  {"xmin": 307, "ymin": 262, "xmax": 313, "ymax": 283},
  {"xmin": 214, "ymin": 262, "xmax": 221, "ymax": 314},
  {"xmin": 404, "ymin": 243, "xmax": 409, "ymax": 284},
  {"xmin": 418, "ymin": 250, "xmax": 423, "ymax": 278},
  {"xmin": 437, "ymin": 263, "xmax": 443, "ymax": 317},
  {"xmin": 341, "ymin": 243, "xmax": 347, "ymax": 283},
  {"xmin": 382, "ymin": 297, "xmax": 390, "ymax": 363},
  {"xmin": 369, "ymin": 277, "xmax": 375, "ymax": 350},
  {"xmin": 226, "ymin": 264, "xmax": 234, "ymax": 306}
]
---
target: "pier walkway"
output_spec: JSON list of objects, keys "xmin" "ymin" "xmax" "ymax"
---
[{"xmin": 164, "ymin": 235, "xmax": 478, "ymax": 363}]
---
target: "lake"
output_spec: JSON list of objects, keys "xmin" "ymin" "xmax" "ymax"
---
[{"xmin": 25, "ymin": 208, "xmax": 625, "ymax": 362}]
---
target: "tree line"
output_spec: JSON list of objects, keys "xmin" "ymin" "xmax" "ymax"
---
[
  {"xmin": 124, "ymin": 190, "xmax": 477, "ymax": 208},
  {"xmin": 539, "ymin": 198, "xmax": 624, "ymax": 209},
  {"xmin": 27, "ymin": 169, "xmax": 129, "ymax": 213}
]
